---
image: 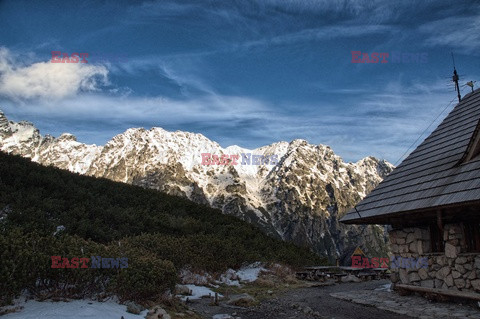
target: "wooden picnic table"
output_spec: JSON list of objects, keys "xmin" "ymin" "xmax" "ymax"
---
[{"xmin": 298, "ymin": 266, "xmax": 389, "ymax": 281}]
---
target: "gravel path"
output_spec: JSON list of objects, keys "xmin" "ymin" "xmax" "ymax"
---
[{"xmin": 189, "ymin": 280, "xmax": 412, "ymax": 319}]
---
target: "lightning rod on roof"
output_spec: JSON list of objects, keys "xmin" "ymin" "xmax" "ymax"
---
[{"xmin": 452, "ymin": 52, "xmax": 461, "ymax": 103}]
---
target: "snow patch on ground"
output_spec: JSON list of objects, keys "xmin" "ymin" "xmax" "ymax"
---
[
  {"xmin": 180, "ymin": 285, "xmax": 221, "ymax": 301},
  {"xmin": 374, "ymin": 283, "xmax": 392, "ymax": 292},
  {"xmin": 218, "ymin": 269, "xmax": 240, "ymax": 286},
  {"xmin": 217, "ymin": 262, "xmax": 266, "ymax": 286},
  {"xmin": 1, "ymin": 299, "xmax": 147, "ymax": 319},
  {"xmin": 236, "ymin": 263, "xmax": 266, "ymax": 283},
  {"xmin": 177, "ymin": 264, "xmax": 266, "ymax": 301}
]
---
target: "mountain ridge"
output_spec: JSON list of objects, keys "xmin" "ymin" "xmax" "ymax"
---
[{"xmin": 0, "ymin": 110, "xmax": 394, "ymax": 261}]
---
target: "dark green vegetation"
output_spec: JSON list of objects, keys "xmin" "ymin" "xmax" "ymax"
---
[{"xmin": 0, "ymin": 152, "xmax": 324, "ymax": 305}]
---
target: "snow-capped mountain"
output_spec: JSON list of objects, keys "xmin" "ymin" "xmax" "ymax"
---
[{"xmin": 0, "ymin": 110, "xmax": 393, "ymax": 261}]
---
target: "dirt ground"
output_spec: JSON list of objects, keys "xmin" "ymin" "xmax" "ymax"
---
[{"xmin": 187, "ymin": 280, "xmax": 412, "ymax": 319}]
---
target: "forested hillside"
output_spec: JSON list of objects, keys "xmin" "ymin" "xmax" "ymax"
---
[{"xmin": 0, "ymin": 151, "xmax": 323, "ymax": 305}]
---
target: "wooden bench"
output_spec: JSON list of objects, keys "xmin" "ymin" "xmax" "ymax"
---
[
  {"xmin": 296, "ymin": 271, "xmax": 328, "ymax": 282},
  {"xmin": 396, "ymin": 284, "xmax": 480, "ymax": 302}
]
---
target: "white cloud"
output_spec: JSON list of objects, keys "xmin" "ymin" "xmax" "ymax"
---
[
  {"xmin": 0, "ymin": 76, "xmax": 460, "ymax": 164},
  {"xmin": 0, "ymin": 47, "xmax": 109, "ymax": 101}
]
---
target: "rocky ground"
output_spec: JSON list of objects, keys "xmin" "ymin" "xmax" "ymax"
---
[
  {"xmin": 186, "ymin": 280, "xmax": 480, "ymax": 319},
  {"xmin": 186, "ymin": 280, "xmax": 402, "ymax": 319},
  {"xmin": 332, "ymin": 287, "xmax": 480, "ymax": 319}
]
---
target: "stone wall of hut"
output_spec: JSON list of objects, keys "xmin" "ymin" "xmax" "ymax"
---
[{"xmin": 389, "ymin": 224, "xmax": 480, "ymax": 293}]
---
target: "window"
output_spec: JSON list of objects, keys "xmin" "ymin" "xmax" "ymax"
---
[
  {"xmin": 464, "ymin": 222, "xmax": 480, "ymax": 252},
  {"xmin": 430, "ymin": 224, "xmax": 444, "ymax": 252}
]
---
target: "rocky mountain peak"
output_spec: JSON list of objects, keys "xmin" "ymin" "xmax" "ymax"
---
[
  {"xmin": 58, "ymin": 133, "xmax": 77, "ymax": 142},
  {"xmin": 0, "ymin": 110, "xmax": 11, "ymax": 136},
  {"xmin": 0, "ymin": 111, "xmax": 394, "ymax": 260}
]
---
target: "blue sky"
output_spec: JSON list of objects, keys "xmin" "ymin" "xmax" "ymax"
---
[{"xmin": 0, "ymin": 0, "xmax": 479, "ymax": 163}]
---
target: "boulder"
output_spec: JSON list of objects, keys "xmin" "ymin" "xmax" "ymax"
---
[
  {"xmin": 408, "ymin": 272, "xmax": 421, "ymax": 282},
  {"xmin": 467, "ymin": 270, "xmax": 477, "ymax": 280},
  {"xmin": 406, "ymin": 233, "xmax": 415, "ymax": 244},
  {"xmin": 445, "ymin": 243, "xmax": 459, "ymax": 258},
  {"xmin": 448, "ymin": 238, "xmax": 459, "ymax": 246},
  {"xmin": 391, "ymin": 244, "xmax": 399, "ymax": 254},
  {"xmin": 475, "ymin": 257, "xmax": 480, "ymax": 269},
  {"xmin": 396, "ymin": 230, "xmax": 407, "ymax": 238},
  {"xmin": 418, "ymin": 268, "xmax": 429, "ymax": 280},
  {"xmin": 389, "ymin": 233, "xmax": 397, "ymax": 245},
  {"xmin": 454, "ymin": 264, "xmax": 466, "ymax": 275},
  {"xmin": 435, "ymin": 266, "xmax": 450, "ymax": 280},
  {"xmin": 125, "ymin": 301, "xmax": 144, "ymax": 315},
  {"xmin": 454, "ymin": 279, "xmax": 466, "ymax": 289},
  {"xmin": 146, "ymin": 306, "xmax": 171, "ymax": 319},
  {"xmin": 445, "ymin": 274, "xmax": 454, "ymax": 287},
  {"xmin": 471, "ymin": 279, "xmax": 480, "ymax": 291},
  {"xmin": 436, "ymin": 255, "xmax": 446, "ymax": 266},
  {"xmin": 409, "ymin": 242, "xmax": 417, "ymax": 253},
  {"xmin": 416, "ymin": 241, "xmax": 428, "ymax": 255}
]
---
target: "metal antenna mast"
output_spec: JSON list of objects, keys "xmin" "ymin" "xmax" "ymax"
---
[{"xmin": 452, "ymin": 52, "xmax": 461, "ymax": 103}]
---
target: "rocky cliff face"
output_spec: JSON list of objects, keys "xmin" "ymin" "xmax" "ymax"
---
[{"xmin": 0, "ymin": 110, "xmax": 393, "ymax": 262}]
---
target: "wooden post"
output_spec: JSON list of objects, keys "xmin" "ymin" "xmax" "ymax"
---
[{"xmin": 437, "ymin": 210, "xmax": 443, "ymax": 231}]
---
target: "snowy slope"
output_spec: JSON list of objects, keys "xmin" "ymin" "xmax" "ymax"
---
[{"xmin": 2, "ymin": 299, "xmax": 147, "ymax": 319}]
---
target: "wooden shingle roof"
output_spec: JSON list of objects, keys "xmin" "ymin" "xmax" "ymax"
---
[{"xmin": 341, "ymin": 88, "xmax": 480, "ymax": 224}]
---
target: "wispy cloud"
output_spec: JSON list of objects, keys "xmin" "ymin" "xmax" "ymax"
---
[
  {"xmin": 233, "ymin": 24, "xmax": 396, "ymax": 51},
  {"xmin": 0, "ymin": 74, "xmax": 462, "ymax": 164},
  {"xmin": 420, "ymin": 15, "xmax": 480, "ymax": 55}
]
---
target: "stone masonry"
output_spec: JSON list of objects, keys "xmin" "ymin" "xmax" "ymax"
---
[{"xmin": 389, "ymin": 224, "xmax": 480, "ymax": 293}]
